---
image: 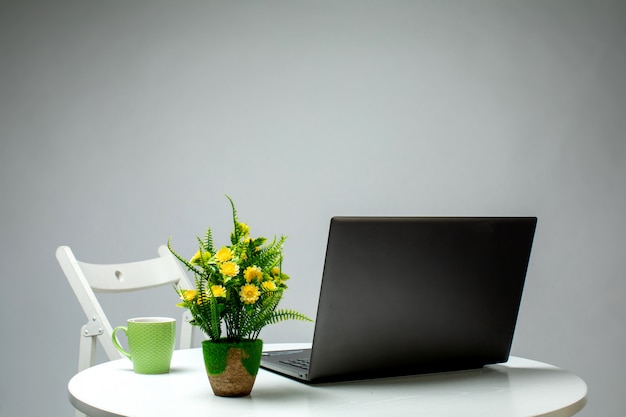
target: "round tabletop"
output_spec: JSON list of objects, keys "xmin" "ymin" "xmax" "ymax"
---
[{"xmin": 68, "ymin": 343, "xmax": 587, "ymax": 417}]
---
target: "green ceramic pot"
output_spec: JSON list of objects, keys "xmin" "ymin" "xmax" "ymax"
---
[{"xmin": 202, "ymin": 339, "xmax": 263, "ymax": 397}]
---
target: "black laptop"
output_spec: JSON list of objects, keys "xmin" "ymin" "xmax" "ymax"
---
[{"xmin": 261, "ymin": 216, "xmax": 537, "ymax": 383}]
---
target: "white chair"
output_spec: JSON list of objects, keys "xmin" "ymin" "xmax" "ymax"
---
[{"xmin": 56, "ymin": 245, "xmax": 196, "ymax": 372}]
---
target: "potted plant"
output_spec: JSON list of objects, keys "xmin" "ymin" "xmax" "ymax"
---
[{"xmin": 168, "ymin": 196, "xmax": 311, "ymax": 396}]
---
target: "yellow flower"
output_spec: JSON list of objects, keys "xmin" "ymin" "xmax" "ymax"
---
[
  {"xmin": 182, "ymin": 289, "xmax": 197, "ymax": 301},
  {"xmin": 271, "ymin": 267, "xmax": 280, "ymax": 276},
  {"xmin": 240, "ymin": 284, "xmax": 260, "ymax": 304},
  {"xmin": 220, "ymin": 261, "xmax": 240, "ymax": 277},
  {"xmin": 190, "ymin": 251, "xmax": 211, "ymax": 265},
  {"xmin": 210, "ymin": 285, "xmax": 226, "ymax": 298},
  {"xmin": 190, "ymin": 251, "xmax": 201, "ymax": 264},
  {"xmin": 215, "ymin": 247, "xmax": 233, "ymax": 262},
  {"xmin": 261, "ymin": 281, "xmax": 277, "ymax": 291},
  {"xmin": 243, "ymin": 266, "xmax": 263, "ymax": 283},
  {"xmin": 238, "ymin": 222, "xmax": 250, "ymax": 236}
]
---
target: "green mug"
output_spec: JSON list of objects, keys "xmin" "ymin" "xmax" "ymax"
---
[{"xmin": 112, "ymin": 317, "xmax": 176, "ymax": 374}]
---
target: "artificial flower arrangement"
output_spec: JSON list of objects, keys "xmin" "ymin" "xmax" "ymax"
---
[{"xmin": 168, "ymin": 197, "xmax": 312, "ymax": 343}]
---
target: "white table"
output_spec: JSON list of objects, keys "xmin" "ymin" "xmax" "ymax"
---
[{"xmin": 68, "ymin": 343, "xmax": 587, "ymax": 417}]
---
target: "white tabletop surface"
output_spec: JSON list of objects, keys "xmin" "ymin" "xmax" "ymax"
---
[{"xmin": 68, "ymin": 343, "xmax": 587, "ymax": 417}]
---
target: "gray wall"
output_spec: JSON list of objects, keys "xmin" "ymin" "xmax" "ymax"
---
[{"xmin": 1, "ymin": 1, "xmax": 624, "ymax": 416}]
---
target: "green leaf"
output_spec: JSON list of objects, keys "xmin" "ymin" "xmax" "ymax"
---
[{"xmin": 167, "ymin": 238, "xmax": 204, "ymax": 276}]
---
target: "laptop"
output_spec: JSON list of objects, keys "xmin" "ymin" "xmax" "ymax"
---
[{"xmin": 261, "ymin": 216, "xmax": 537, "ymax": 383}]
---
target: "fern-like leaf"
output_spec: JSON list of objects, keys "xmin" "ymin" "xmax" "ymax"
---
[
  {"xmin": 226, "ymin": 195, "xmax": 240, "ymax": 244},
  {"xmin": 167, "ymin": 238, "xmax": 203, "ymax": 276},
  {"xmin": 250, "ymin": 236, "xmax": 286, "ymax": 269},
  {"xmin": 203, "ymin": 228, "xmax": 214, "ymax": 253},
  {"xmin": 267, "ymin": 309, "xmax": 313, "ymax": 324}
]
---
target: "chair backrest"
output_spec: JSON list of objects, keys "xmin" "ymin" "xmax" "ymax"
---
[{"xmin": 57, "ymin": 245, "xmax": 196, "ymax": 372}]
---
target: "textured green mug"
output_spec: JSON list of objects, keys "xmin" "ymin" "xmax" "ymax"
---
[{"xmin": 112, "ymin": 317, "xmax": 176, "ymax": 374}]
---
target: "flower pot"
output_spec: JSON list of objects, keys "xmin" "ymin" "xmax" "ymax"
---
[{"xmin": 201, "ymin": 339, "xmax": 263, "ymax": 397}]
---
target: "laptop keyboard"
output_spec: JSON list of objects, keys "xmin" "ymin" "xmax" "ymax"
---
[{"xmin": 279, "ymin": 358, "xmax": 310, "ymax": 370}]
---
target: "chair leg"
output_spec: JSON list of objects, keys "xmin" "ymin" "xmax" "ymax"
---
[
  {"xmin": 179, "ymin": 310, "xmax": 195, "ymax": 349},
  {"xmin": 75, "ymin": 333, "xmax": 96, "ymax": 416},
  {"xmin": 78, "ymin": 332, "xmax": 97, "ymax": 372}
]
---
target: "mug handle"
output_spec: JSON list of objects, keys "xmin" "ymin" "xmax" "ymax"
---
[{"xmin": 112, "ymin": 326, "xmax": 131, "ymax": 359}]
